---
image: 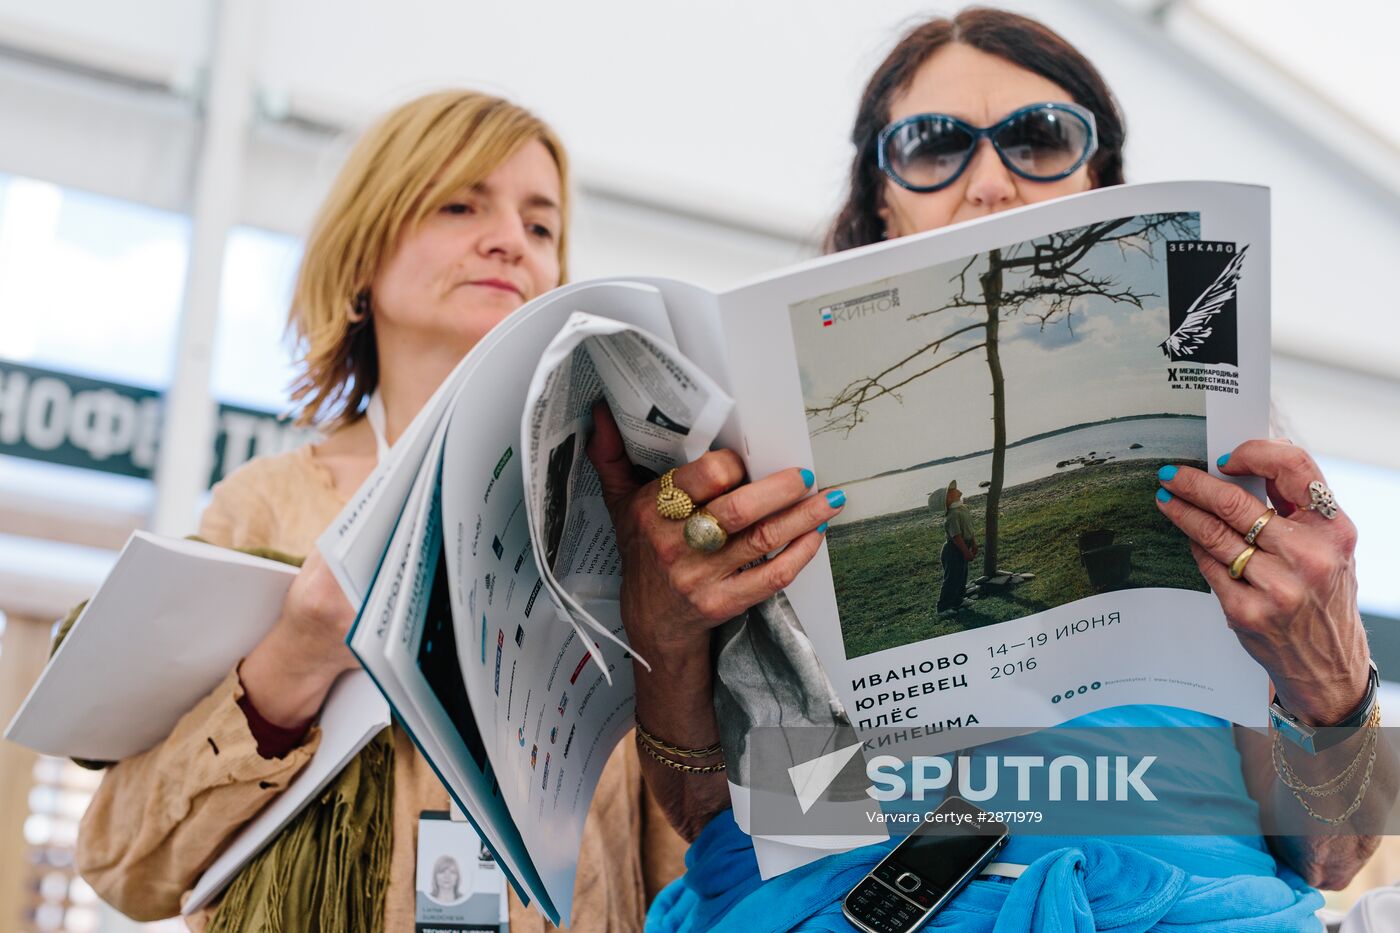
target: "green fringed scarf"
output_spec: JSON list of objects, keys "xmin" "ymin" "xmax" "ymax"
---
[
  {"xmin": 54, "ymin": 544, "xmax": 396, "ymax": 932},
  {"xmin": 206, "ymin": 728, "xmax": 394, "ymax": 933}
]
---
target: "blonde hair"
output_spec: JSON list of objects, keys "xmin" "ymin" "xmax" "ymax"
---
[{"xmin": 288, "ymin": 90, "xmax": 570, "ymax": 428}]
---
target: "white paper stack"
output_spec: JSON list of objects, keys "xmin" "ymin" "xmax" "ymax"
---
[
  {"xmin": 5, "ymin": 530, "xmax": 392, "ymax": 913},
  {"xmin": 6, "ymin": 532, "xmax": 298, "ymax": 761}
]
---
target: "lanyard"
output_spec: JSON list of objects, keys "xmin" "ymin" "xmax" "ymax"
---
[{"xmin": 365, "ymin": 391, "xmax": 391, "ymax": 465}]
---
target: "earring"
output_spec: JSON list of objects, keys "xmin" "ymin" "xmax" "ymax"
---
[{"xmin": 349, "ymin": 289, "xmax": 371, "ymax": 324}]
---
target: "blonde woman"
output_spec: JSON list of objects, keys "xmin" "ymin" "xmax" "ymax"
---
[{"xmin": 76, "ymin": 91, "xmax": 684, "ymax": 932}]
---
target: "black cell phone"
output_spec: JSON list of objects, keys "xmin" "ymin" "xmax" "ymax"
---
[{"xmin": 842, "ymin": 796, "xmax": 1009, "ymax": 933}]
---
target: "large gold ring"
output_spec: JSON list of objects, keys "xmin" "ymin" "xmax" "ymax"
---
[
  {"xmin": 1243, "ymin": 508, "xmax": 1275, "ymax": 547},
  {"xmin": 1228, "ymin": 545, "xmax": 1257, "ymax": 580},
  {"xmin": 683, "ymin": 510, "xmax": 728, "ymax": 553},
  {"xmin": 656, "ymin": 468, "xmax": 695, "ymax": 520}
]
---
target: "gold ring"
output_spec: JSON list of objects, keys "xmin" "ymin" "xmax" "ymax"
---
[
  {"xmin": 1229, "ymin": 545, "xmax": 1257, "ymax": 580},
  {"xmin": 683, "ymin": 510, "xmax": 728, "ymax": 552},
  {"xmin": 1243, "ymin": 508, "xmax": 1275, "ymax": 547},
  {"xmin": 656, "ymin": 468, "xmax": 695, "ymax": 520}
]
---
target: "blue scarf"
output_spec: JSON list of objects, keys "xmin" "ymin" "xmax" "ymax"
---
[
  {"xmin": 647, "ymin": 810, "xmax": 1323, "ymax": 932},
  {"xmin": 648, "ymin": 705, "xmax": 1324, "ymax": 931}
]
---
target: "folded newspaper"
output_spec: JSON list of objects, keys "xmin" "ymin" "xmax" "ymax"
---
[{"xmin": 311, "ymin": 181, "xmax": 1273, "ymax": 918}]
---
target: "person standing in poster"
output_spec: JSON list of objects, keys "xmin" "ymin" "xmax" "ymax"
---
[{"xmin": 929, "ymin": 480, "xmax": 978, "ymax": 616}]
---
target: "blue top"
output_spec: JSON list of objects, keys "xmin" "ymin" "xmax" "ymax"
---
[{"xmin": 646, "ymin": 706, "xmax": 1325, "ymax": 932}]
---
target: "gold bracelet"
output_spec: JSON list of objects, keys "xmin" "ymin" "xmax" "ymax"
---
[
  {"xmin": 1272, "ymin": 703, "xmax": 1381, "ymax": 796},
  {"xmin": 635, "ymin": 732, "xmax": 727, "ymax": 774},
  {"xmin": 1271, "ymin": 702, "xmax": 1381, "ymax": 825},
  {"xmin": 635, "ymin": 721, "xmax": 723, "ymax": 759},
  {"xmin": 1273, "ymin": 730, "xmax": 1374, "ymax": 797},
  {"xmin": 1283, "ymin": 739, "xmax": 1378, "ymax": 825}
]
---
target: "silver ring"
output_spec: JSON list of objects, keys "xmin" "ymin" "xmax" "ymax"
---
[{"xmin": 1306, "ymin": 481, "xmax": 1338, "ymax": 520}]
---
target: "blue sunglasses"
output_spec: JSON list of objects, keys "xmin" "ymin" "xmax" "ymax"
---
[{"xmin": 878, "ymin": 102, "xmax": 1098, "ymax": 192}]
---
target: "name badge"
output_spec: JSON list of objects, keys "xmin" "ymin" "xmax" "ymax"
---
[{"xmin": 416, "ymin": 811, "xmax": 508, "ymax": 932}]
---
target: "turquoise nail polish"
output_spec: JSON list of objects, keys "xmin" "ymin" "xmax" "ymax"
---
[
  {"xmin": 1217, "ymin": 453, "xmax": 1231, "ymax": 468},
  {"xmin": 1157, "ymin": 464, "xmax": 1178, "ymax": 483},
  {"xmin": 826, "ymin": 489, "xmax": 846, "ymax": 509},
  {"xmin": 817, "ymin": 522, "xmax": 829, "ymax": 534},
  {"xmin": 1156, "ymin": 487, "xmax": 1173, "ymax": 504},
  {"xmin": 800, "ymin": 468, "xmax": 815, "ymax": 488}
]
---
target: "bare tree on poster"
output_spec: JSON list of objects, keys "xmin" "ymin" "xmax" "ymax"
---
[{"xmin": 807, "ymin": 213, "xmax": 1194, "ymax": 585}]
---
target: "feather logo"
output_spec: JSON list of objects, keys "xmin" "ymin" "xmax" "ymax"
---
[{"xmin": 1160, "ymin": 245, "xmax": 1247, "ymax": 358}]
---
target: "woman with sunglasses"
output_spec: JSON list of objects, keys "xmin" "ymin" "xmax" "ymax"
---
[{"xmin": 591, "ymin": 8, "xmax": 1394, "ymax": 929}]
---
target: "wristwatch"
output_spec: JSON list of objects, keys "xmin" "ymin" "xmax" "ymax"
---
[{"xmin": 1269, "ymin": 660, "xmax": 1380, "ymax": 755}]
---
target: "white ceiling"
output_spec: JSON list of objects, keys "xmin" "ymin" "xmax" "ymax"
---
[
  {"xmin": 3, "ymin": 0, "xmax": 1391, "ymax": 228},
  {"xmin": 1183, "ymin": 0, "xmax": 1400, "ymax": 150}
]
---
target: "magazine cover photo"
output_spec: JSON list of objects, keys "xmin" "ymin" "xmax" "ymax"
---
[{"xmin": 791, "ymin": 212, "xmax": 1217, "ymax": 659}]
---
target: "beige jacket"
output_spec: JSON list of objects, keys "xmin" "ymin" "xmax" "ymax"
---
[{"xmin": 76, "ymin": 444, "xmax": 687, "ymax": 931}]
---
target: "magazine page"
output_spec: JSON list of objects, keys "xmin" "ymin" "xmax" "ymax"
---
[
  {"xmin": 713, "ymin": 181, "xmax": 1271, "ymax": 767},
  {"xmin": 319, "ymin": 281, "xmax": 670, "ymax": 610},
  {"xmin": 345, "ymin": 412, "xmax": 555, "ymax": 919},
  {"xmin": 318, "ymin": 353, "xmax": 474, "ymax": 608},
  {"xmin": 434, "ymin": 281, "xmax": 686, "ymax": 923},
  {"xmin": 628, "ymin": 278, "xmax": 739, "ymax": 427},
  {"xmin": 521, "ymin": 311, "xmax": 734, "ymax": 669}
]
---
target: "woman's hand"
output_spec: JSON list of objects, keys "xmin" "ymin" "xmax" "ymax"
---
[
  {"xmin": 586, "ymin": 401, "xmax": 845, "ymax": 839},
  {"xmin": 237, "ymin": 546, "xmax": 360, "ymax": 729},
  {"xmin": 586, "ymin": 402, "xmax": 844, "ymax": 659},
  {"xmin": 1156, "ymin": 439, "xmax": 1370, "ymax": 725}
]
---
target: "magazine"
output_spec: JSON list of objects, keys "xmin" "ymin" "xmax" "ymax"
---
[
  {"xmin": 6, "ymin": 181, "xmax": 1273, "ymax": 922},
  {"xmin": 316, "ymin": 180, "xmax": 1271, "ymax": 914}
]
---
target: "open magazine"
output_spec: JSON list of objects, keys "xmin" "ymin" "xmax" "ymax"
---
[{"xmin": 312, "ymin": 181, "xmax": 1272, "ymax": 914}]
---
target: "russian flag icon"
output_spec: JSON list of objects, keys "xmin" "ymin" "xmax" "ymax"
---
[{"xmin": 820, "ymin": 306, "xmax": 834, "ymax": 326}]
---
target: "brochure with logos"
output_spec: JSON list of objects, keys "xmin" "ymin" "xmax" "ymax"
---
[{"xmin": 7, "ymin": 181, "xmax": 1272, "ymax": 918}]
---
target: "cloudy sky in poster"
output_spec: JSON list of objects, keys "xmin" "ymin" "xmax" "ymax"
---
[{"xmin": 790, "ymin": 214, "xmax": 1208, "ymax": 483}]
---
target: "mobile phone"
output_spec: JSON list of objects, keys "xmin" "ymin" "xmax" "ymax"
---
[{"xmin": 842, "ymin": 796, "xmax": 1009, "ymax": 933}]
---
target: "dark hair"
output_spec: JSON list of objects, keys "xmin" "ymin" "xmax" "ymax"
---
[{"xmin": 825, "ymin": 7, "xmax": 1126, "ymax": 253}]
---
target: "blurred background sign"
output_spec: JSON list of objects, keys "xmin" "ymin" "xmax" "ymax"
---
[{"xmin": 0, "ymin": 359, "xmax": 306, "ymax": 486}]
